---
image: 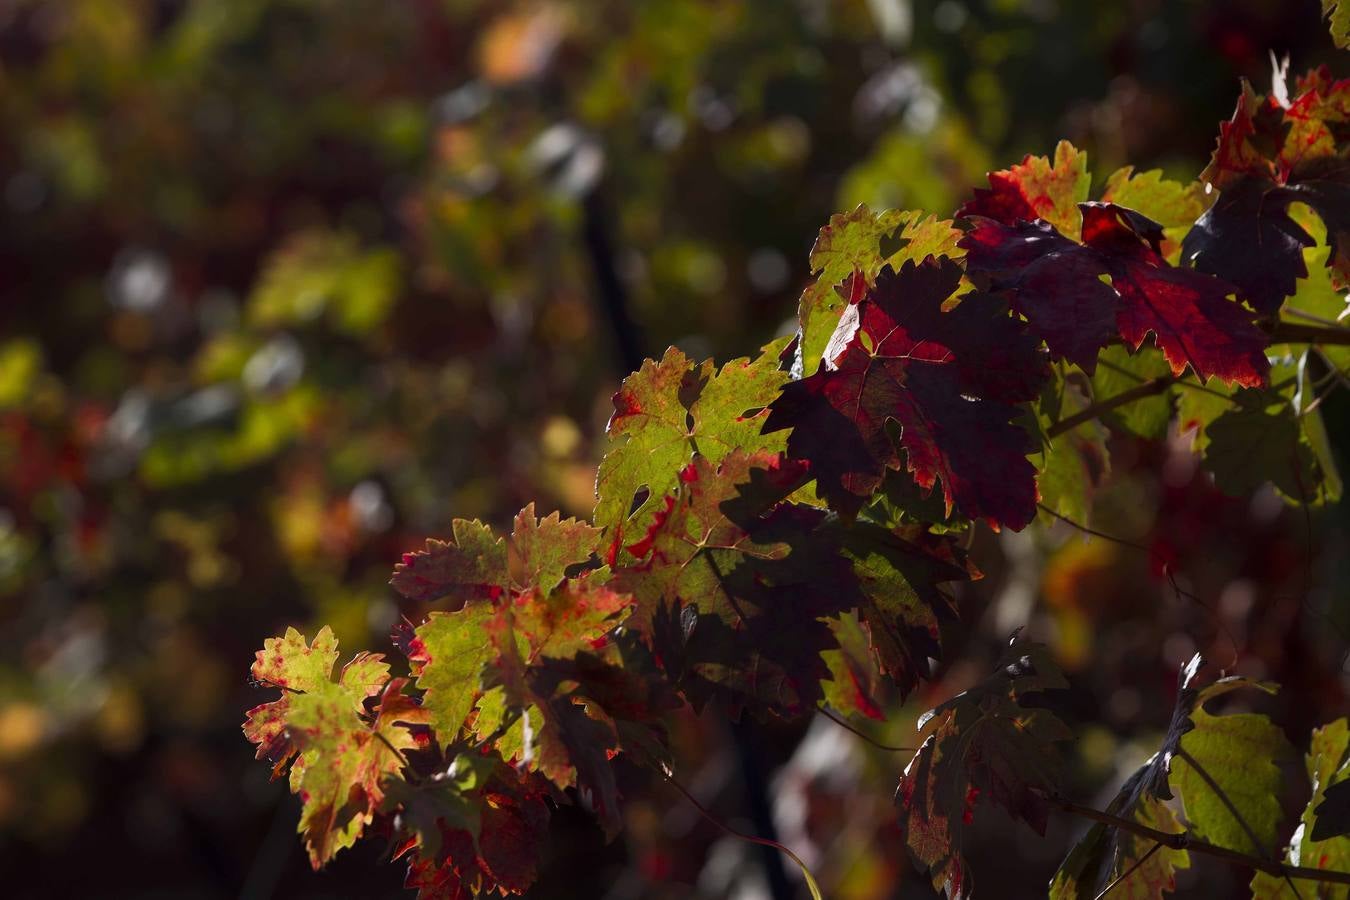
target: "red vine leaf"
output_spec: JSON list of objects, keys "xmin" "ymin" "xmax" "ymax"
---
[
  {"xmin": 963, "ymin": 202, "xmax": 1269, "ymax": 386},
  {"xmin": 765, "ymin": 256, "xmax": 1049, "ymax": 529},
  {"xmin": 1183, "ymin": 73, "xmax": 1350, "ymax": 313}
]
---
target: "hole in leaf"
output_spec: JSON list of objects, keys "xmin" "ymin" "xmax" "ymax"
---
[{"xmin": 880, "ymin": 227, "xmax": 908, "ymax": 260}]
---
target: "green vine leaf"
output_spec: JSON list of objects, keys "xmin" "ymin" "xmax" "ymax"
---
[
  {"xmin": 1252, "ymin": 718, "xmax": 1350, "ymax": 897},
  {"xmin": 1051, "ymin": 654, "xmax": 1287, "ymax": 898},
  {"xmin": 243, "ymin": 626, "xmax": 389, "ymax": 776},
  {"xmin": 593, "ymin": 339, "xmax": 791, "ymax": 558},
  {"xmin": 1173, "ymin": 688, "xmax": 1292, "ymax": 856},
  {"xmin": 242, "ymin": 627, "xmax": 423, "ymax": 867}
]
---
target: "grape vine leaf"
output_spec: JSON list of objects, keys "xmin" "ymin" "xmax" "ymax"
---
[
  {"xmin": 485, "ymin": 576, "xmax": 633, "ymax": 834},
  {"xmin": 593, "ymin": 340, "xmax": 792, "ymax": 559},
  {"xmin": 1315, "ymin": 778, "xmax": 1350, "ymax": 843},
  {"xmin": 391, "ymin": 519, "xmax": 508, "ymax": 604},
  {"xmin": 394, "ymin": 509, "xmax": 619, "ymax": 786},
  {"xmin": 1050, "ymin": 655, "xmax": 1289, "ymax": 898},
  {"xmin": 391, "ymin": 505, "xmax": 633, "ymax": 832},
  {"xmin": 243, "ymin": 627, "xmax": 430, "ymax": 867},
  {"xmin": 1050, "ymin": 779, "xmax": 1190, "ymax": 900},
  {"xmin": 1100, "ymin": 167, "xmax": 1209, "ymax": 247},
  {"xmin": 395, "ymin": 748, "xmax": 552, "ymax": 900},
  {"xmin": 527, "ymin": 644, "xmax": 683, "ymax": 770},
  {"xmin": 957, "ymin": 140, "xmax": 1091, "ymax": 237},
  {"xmin": 243, "ymin": 626, "xmax": 389, "ymax": 777},
  {"xmin": 963, "ymin": 202, "xmax": 1269, "ymax": 385},
  {"xmin": 615, "ymin": 450, "xmax": 849, "ymax": 716},
  {"xmin": 1326, "ymin": 0, "xmax": 1350, "ymax": 48},
  {"xmin": 835, "ymin": 520, "xmax": 968, "ymax": 699},
  {"xmin": 1282, "ymin": 208, "xmax": 1350, "ymax": 370},
  {"xmin": 391, "ymin": 505, "xmax": 598, "ymax": 605},
  {"xmin": 1172, "ymin": 682, "xmax": 1292, "ymax": 857},
  {"xmin": 407, "ymin": 574, "xmax": 630, "ymax": 814},
  {"xmin": 1252, "ymin": 718, "xmax": 1350, "ymax": 897},
  {"xmin": 1198, "ymin": 401, "xmax": 1321, "ymax": 501},
  {"xmin": 384, "ymin": 751, "xmax": 491, "ymax": 865},
  {"xmin": 795, "ymin": 204, "xmax": 963, "ymax": 377},
  {"xmin": 898, "ymin": 637, "xmax": 1072, "ymax": 899},
  {"xmin": 821, "ymin": 610, "xmax": 886, "ymax": 720},
  {"xmin": 1183, "ymin": 74, "xmax": 1350, "ymax": 313},
  {"xmin": 511, "ymin": 504, "xmax": 602, "ymax": 593},
  {"xmin": 1036, "ymin": 376, "xmax": 1109, "ymax": 527},
  {"xmin": 765, "ymin": 256, "xmax": 1049, "ymax": 529},
  {"xmin": 1178, "ymin": 354, "xmax": 1342, "ymax": 505},
  {"xmin": 1090, "ymin": 345, "xmax": 1175, "ymax": 440},
  {"xmin": 404, "ymin": 602, "xmax": 496, "ymax": 745},
  {"xmin": 287, "ymin": 677, "xmax": 427, "ymax": 866}
]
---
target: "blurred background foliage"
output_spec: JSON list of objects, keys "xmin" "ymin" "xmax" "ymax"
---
[{"xmin": 0, "ymin": 0, "xmax": 1347, "ymax": 897}]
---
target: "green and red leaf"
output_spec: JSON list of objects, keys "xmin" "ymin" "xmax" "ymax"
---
[{"xmin": 766, "ymin": 256, "xmax": 1049, "ymax": 529}]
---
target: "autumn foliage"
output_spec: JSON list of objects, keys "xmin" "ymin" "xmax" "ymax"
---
[{"xmin": 246, "ymin": 68, "xmax": 1350, "ymax": 899}]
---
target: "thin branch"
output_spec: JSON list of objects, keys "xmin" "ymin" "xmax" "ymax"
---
[
  {"xmin": 1173, "ymin": 748, "xmax": 1271, "ymax": 859},
  {"xmin": 816, "ymin": 706, "xmax": 916, "ymax": 753},
  {"xmin": 1093, "ymin": 840, "xmax": 1162, "ymax": 900},
  {"xmin": 373, "ymin": 729, "xmax": 409, "ymax": 768},
  {"xmin": 1283, "ymin": 306, "xmax": 1348, "ymax": 328},
  {"xmin": 663, "ymin": 771, "xmax": 824, "ymax": 900},
  {"xmin": 1045, "ymin": 376, "xmax": 1175, "ymax": 439},
  {"xmin": 472, "ymin": 707, "xmax": 522, "ymax": 751},
  {"xmin": 1049, "ymin": 794, "xmax": 1350, "ymax": 887},
  {"xmin": 249, "ymin": 675, "xmax": 303, "ymax": 694},
  {"xmin": 1267, "ymin": 321, "xmax": 1350, "ymax": 346},
  {"xmin": 1036, "ymin": 503, "xmax": 1151, "ymax": 554}
]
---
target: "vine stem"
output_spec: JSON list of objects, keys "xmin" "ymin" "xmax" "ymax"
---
[
  {"xmin": 1266, "ymin": 321, "xmax": 1350, "ymax": 346},
  {"xmin": 662, "ymin": 772, "xmax": 824, "ymax": 900},
  {"xmin": 1042, "ymin": 320, "xmax": 1350, "ymax": 440},
  {"xmin": 1093, "ymin": 839, "xmax": 1161, "ymax": 900},
  {"xmin": 1048, "ymin": 794, "xmax": 1350, "ymax": 886},
  {"xmin": 816, "ymin": 706, "xmax": 916, "ymax": 753},
  {"xmin": 1044, "ymin": 376, "xmax": 1176, "ymax": 439},
  {"xmin": 373, "ymin": 729, "xmax": 409, "ymax": 768}
]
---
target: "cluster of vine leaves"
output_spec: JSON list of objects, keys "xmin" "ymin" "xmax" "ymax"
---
[{"xmin": 245, "ymin": 68, "xmax": 1350, "ymax": 900}]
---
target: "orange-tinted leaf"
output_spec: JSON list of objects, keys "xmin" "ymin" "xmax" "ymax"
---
[{"xmin": 957, "ymin": 140, "xmax": 1091, "ymax": 237}]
